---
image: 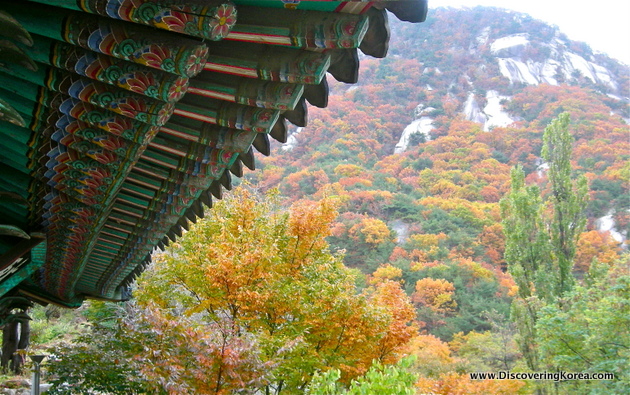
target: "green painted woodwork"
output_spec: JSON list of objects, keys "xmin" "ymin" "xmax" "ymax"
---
[
  {"xmin": 190, "ymin": 72, "xmax": 303, "ymax": 110},
  {"xmin": 204, "ymin": 41, "xmax": 330, "ymax": 84},
  {"xmin": 0, "ymin": 97, "xmax": 25, "ymax": 127},
  {"xmin": 0, "ymin": 3, "xmax": 67, "ymax": 42},
  {"xmin": 28, "ymin": 0, "xmax": 237, "ymax": 41},
  {"xmin": 176, "ymin": 96, "xmax": 280, "ymax": 133},
  {"xmin": 17, "ymin": 285, "xmax": 83, "ymax": 308},
  {"xmin": 0, "ymin": 9, "xmax": 34, "ymax": 46},
  {"xmin": 20, "ymin": 105, "xmax": 163, "ymax": 304},
  {"xmin": 142, "ymin": 147, "xmax": 231, "ymax": 178},
  {"xmin": 2, "ymin": 64, "xmax": 285, "ymax": 139},
  {"xmin": 0, "ymin": 38, "xmax": 37, "ymax": 72},
  {"xmin": 0, "ymin": 75, "xmax": 40, "ymax": 104},
  {"xmin": 0, "ymin": 146, "xmax": 29, "ymax": 171},
  {"xmin": 0, "ymin": 66, "xmax": 174, "ymax": 127},
  {"xmin": 9, "ymin": 33, "xmax": 51, "ymax": 64},
  {"xmin": 27, "ymin": 0, "xmax": 367, "ymax": 49},
  {"xmin": 0, "ymin": 241, "xmax": 46, "ymax": 298},
  {"xmin": 95, "ymin": 196, "xmax": 213, "ymax": 296},
  {"xmin": 0, "ymin": 204, "xmax": 29, "ymax": 229},
  {"xmin": 0, "ymin": 120, "xmax": 31, "ymax": 145},
  {"xmin": 151, "ymin": 127, "xmax": 256, "ymax": 156},
  {"xmin": 229, "ymin": 6, "xmax": 369, "ymax": 50},
  {"xmin": 127, "ymin": 169, "xmax": 164, "ymax": 189},
  {"xmin": 0, "ymin": 164, "xmax": 30, "ymax": 190},
  {"xmin": 6, "ymin": 90, "xmax": 160, "ymax": 147},
  {"xmin": 233, "ymin": 1, "xmax": 372, "ymax": 13},
  {"xmin": 0, "ymin": 2, "xmax": 209, "ymax": 77},
  {"xmin": 0, "ymin": 192, "xmax": 28, "ymax": 205},
  {"xmin": 0, "ymin": 0, "xmax": 419, "ymax": 305},
  {"xmin": 85, "ymin": 161, "xmax": 238, "ymax": 298},
  {"xmin": 15, "ymin": 34, "xmax": 191, "ymax": 103}
]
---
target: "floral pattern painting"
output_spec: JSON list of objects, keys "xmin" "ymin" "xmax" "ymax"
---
[
  {"xmin": 64, "ymin": 14, "xmax": 209, "ymax": 77},
  {"xmin": 79, "ymin": 0, "xmax": 237, "ymax": 40}
]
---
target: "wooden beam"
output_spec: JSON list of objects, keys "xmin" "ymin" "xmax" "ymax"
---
[
  {"xmin": 26, "ymin": 0, "xmax": 236, "ymax": 41},
  {"xmin": 282, "ymin": 98, "xmax": 308, "ymax": 127},
  {"xmin": 303, "ymin": 75, "xmax": 329, "ymax": 108},
  {"xmin": 359, "ymin": 8, "xmax": 390, "ymax": 58},
  {"xmin": 0, "ymin": 234, "xmax": 45, "ymax": 271},
  {"xmin": 0, "ymin": 2, "xmax": 209, "ymax": 77}
]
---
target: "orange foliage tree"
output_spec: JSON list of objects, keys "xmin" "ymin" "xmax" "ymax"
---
[
  {"xmin": 134, "ymin": 187, "xmax": 417, "ymax": 393},
  {"xmin": 350, "ymin": 217, "xmax": 393, "ymax": 246},
  {"xmin": 412, "ymin": 278, "xmax": 457, "ymax": 315},
  {"xmin": 368, "ymin": 264, "xmax": 404, "ymax": 285},
  {"xmin": 574, "ymin": 230, "xmax": 620, "ymax": 273}
]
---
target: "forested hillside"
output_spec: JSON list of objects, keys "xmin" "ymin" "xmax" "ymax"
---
[
  {"xmin": 243, "ymin": 6, "xmax": 629, "ymax": 391},
  {"xmin": 254, "ymin": 9, "xmax": 628, "ymax": 268}
]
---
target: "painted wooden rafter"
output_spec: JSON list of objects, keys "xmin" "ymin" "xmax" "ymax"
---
[{"xmin": 0, "ymin": 0, "xmax": 428, "ymax": 305}]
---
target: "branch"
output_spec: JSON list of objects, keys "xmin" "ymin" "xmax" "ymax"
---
[{"xmin": 559, "ymin": 338, "xmax": 592, "ymax": 366}]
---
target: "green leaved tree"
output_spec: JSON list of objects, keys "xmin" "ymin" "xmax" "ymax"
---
[
  {"xmin": 307, "ymin": 355, "xmax": 418, "ymax": 395},
  {"xmin": 540, "ymin": 113, "xmax": 589, "ymax": 297},
  {"xmin": 500, "ymin": 113, "xmax": 588, "ymax": 384},
  {"xmin": 537, "ymin": 257, "xmax": 630, "ymax": 393}
]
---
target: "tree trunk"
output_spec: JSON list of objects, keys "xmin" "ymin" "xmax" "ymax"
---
[
  {"xmin": 13, "ymin": 319, "xmax": 30, "ymax": 374},
  {"xmin": 1, "ymin": 319, "xmax": 31, "ymax": 375},
  {"xmin": 1, "ymin": 321, "xmax": 19, "ymax": 373}
]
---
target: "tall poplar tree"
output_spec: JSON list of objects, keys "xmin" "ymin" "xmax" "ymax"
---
[
  {"xmin": 500, "ymin": 113, "xmax": 588, "ymax": 376},
  {"xmin": 540, "ymin": 113, "xmax": 588, "ymax": 297},
  {"xmin": 500, "ymin": 166, "xmax": 548, "ymax": 372}
]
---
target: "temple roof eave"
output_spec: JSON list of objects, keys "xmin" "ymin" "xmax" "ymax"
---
[{"xmin": 0, "ymin": 0, "xmax": 428, "ymax": 305}]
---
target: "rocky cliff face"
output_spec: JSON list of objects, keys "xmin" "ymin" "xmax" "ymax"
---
[
  {"xmin": 391, "ymin": 7, "xmax": 629, "ymax": 153},
  {"xmin": 394, "ymin": 105, "xmax": 435, "ymax": 154},
  {"xmin": 490, "ymin": 33, "xmax": 618, "ymax": 91}
]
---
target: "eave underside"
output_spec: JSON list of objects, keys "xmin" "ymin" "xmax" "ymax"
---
[{"xmin": 0, "ymin": 0, "xmax": 427, "ymax": 307}]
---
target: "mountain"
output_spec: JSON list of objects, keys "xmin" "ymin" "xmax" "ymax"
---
[
  {"xmin": 386, "ymin": 6, "xmax": 629, "ymax": 150},
  {"xmin": 249, "ymin": 6, "xmax": 629, "ymax": 340}
]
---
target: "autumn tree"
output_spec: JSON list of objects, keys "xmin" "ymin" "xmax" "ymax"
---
[
  {"xmin": 368, "ymin": 264, "xmax": 403, "ymax": 286},
  {"xmin": 406, "ymin": 334, "xmax": 457, "ymax": 377},
  {"xmin": 408, "ymin": 332, "xmax": 526, "ymax": 395},
  {"xmin": 369, "ymin": 280, "xmax": 418, "ymax": 365},
  {"xmin": 500, "ymin": 113, "xmax": 588, "ymax": 388},
  {"xmin": 133, "ymin": 186, "xmax": 416, "ymax": 393},
  {"xmin": 46, "ymin": 188, "xmax": 417, "ymax": 394},
  {"xmin": 574, "ymin": 230, "xmax": 620, "ymax": 274},
  {"xmin": 412, "ymin": 278, "xmax": 457, "ymax": 315},
  {"xmin": 449, "ymin": 312, "xmax": 520, "ymax": 373}
]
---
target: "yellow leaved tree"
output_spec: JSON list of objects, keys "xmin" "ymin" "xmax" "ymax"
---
[{"xmin": 133, "ymin": 186, "xmax": 417, "ymax": 394}]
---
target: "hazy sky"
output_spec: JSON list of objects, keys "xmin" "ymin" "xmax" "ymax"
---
[{"xmin": 431, "ymin": 0, "xmax": 630, "ymax": 65}]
